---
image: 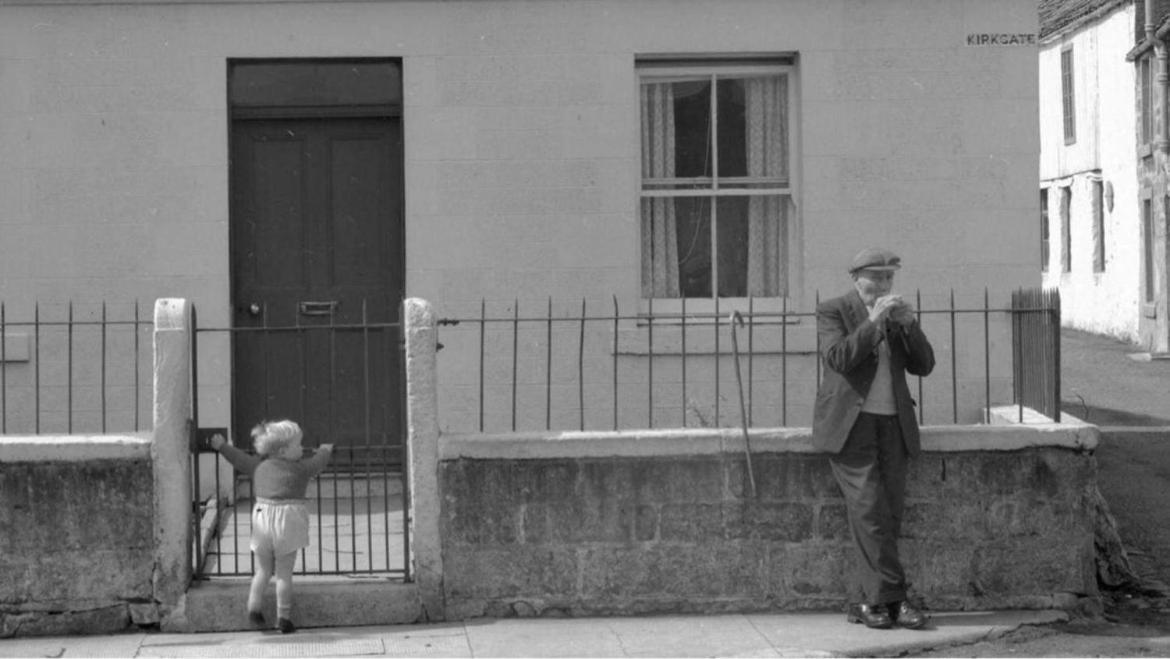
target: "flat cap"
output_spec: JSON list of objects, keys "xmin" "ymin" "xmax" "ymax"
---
[{"xmin": 848, "ymin": 247, "xmax": 902, "ymax": 273}]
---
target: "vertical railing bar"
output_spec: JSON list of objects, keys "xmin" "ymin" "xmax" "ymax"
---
[
  {"xmin": 814, "ymin": 291, "xmax": 821, "ymax": 394},
  {"xmin": 1013, "ymin": 289, "xmax": 1023, "ymax": 423},
  {"xmin": 362, "ymin": 300, "xmax": 373, "ymax": 574},
  {"xmin": 778, "ymin": 296, "xmax": 786, "ymax": 426},
  {"xmin": 546, "ymin": 297, "xmax": 552, "ymax": 431},
  {"xmin": 34, "ymin": 303, "xmax": 40, "ymax": 434},
  {"xmin": 578, "ymin": 298, "xmax": 586, "ymax": 432},
  {"xmin": 1052, "ymin": 290, "xmax": 1062, "ymax": 422},
  {"xmin": 714, "ymin": 296, "xmax": 720, "ymax": 427},
  {"xmin": 245, "ymin": 465, "xmax": 253, "ymax": 575},
  {"xmin": 748, "ymin": 296, "xmax": 756, "ymax": 426},
  {"xmin": 349, "ymin": 444, "xmax": 357, "ymax": 572},
  {"xmin": 680, "ymin": 296, "xmax": 687, "ymax": 428},
  {"xmin": 612, "ymin": 296, "xmax": 619, "ymax": 431},
  {"xmin": 917, "ymin": 290, "xmax": 924, "ymax": 424},
  {"xmin": 384, "ymin": 320, "xmax": 394, "ymax": 572},
  {"xmin": 134, "ymin": 300, "xmax": 141, "ymax": 431},
  {"xmin": 512, "ymin": 299, "xmax": 519, "ymax": 432},
  {"xmin": 648, "ymin": 297, "xmax": 654, "ymax": 428},
  {"xmin": 333, "ymin": 439, "xmax": 340, "ymax": 573},
  {"xmin": 950, "ymin": 289, "xmax": 958, "ymax": 424},
  {"xmin": 983, "ymin": 288, "xmax": 991, "ymax": 424},
  {"xmin": 101, "ymin": 302, "xmax": 108, "ymax": 433},
  {"xmin": 1, "ymin": 303, "xmax": 6, "ymax": 434},
  {"xmin": 296, "ymin": 301, "xmax": 307, "ymax": 426},
  {"xmin": 68, "ymin": 301, "xmax": 73, "ymax": 433},
  {"xmin": 323, "ymin": 304, "xmax": 338, "ymax": 572},
  {"xmin": 261, "ymin": 302, "xmax": 271, "ymax": 420},
  {"xmin": 479, "ymin": 299, "xmax": 485, "ymax": 432},
  {"xmin": 190, "ymin": 307, "xmax": 204, "ymax": 576},
  {"xmin": 398, "ymin": 309, "xmax": 410, "ymax": 578}
]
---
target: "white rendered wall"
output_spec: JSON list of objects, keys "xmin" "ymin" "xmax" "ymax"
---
[{"xmin": 1039, "ymin": 6, "xmax": 1141, "ymax": 342}]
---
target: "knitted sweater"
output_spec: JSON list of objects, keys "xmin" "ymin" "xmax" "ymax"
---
[{"xmin": 216, "ymin": 443, "xmax": 333, "ymax": 500}]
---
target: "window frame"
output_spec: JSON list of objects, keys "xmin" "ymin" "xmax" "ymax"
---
[
  {"xmin": 1040, "ymin": 188, "xmax": 1050, "ymax": 272},
  {"xmin": 636, "ymin": 60, "xmax": 799, "ymax": 317},
  {"xmin": 1060, "ymin": 185, "xmax": 1072, "ymax": 274},
  {"xmin": 1141, "ymin": 55, "xmax": 1154, "ymax": 145}
]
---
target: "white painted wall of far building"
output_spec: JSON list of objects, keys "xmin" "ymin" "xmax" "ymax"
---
[
  {"xmin": 1039, "ymin": 4, "xmax": 1141, "ymax": 342},
  {"xmin": 0, "ymin": 0, "xmax": 1040, "ymax": 432}
]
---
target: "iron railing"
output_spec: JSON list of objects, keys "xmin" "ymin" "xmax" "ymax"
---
[
  {"xmin": 190, "ymin": 307, "xmax": 410, "ymax": 579},
  {"xmin": 1012, "ymin": 287, "xmax": 1061, "ymax": 422},
  {"xmin": 0, "ymin": 301, "xmax": 152, "ymax": 434},
  {"xmin": 435, "ymin": 288, "xmax": 1062, "ymax": 433}
]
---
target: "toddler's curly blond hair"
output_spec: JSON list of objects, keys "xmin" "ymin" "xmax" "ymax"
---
[{"xmin": 251, "ymin": 419, "xmax": 303, "ymax": 457}]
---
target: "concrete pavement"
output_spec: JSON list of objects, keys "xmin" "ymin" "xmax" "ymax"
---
[{"xmin": 0, "ymin": 609, "xmax": 1066, "ymax": 658}]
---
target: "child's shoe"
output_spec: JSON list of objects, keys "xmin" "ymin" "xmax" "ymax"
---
[
  {"xmin": 247, "ymin": 611, "xmax": 266, "ymax": 629},
  {"xmin": 278, "ymin": 617, "xmax": 296, "ymax": 634}
]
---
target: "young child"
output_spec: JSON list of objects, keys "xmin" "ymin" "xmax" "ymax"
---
[{"xmin": 210, "ymin": 420, "xmax": 333, "ymax": 634}]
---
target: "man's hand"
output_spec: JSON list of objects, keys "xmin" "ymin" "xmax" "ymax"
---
[
  {"xmin": 887, "ymin": 299, "xmax": 917, "ymax": 327},
  {"xmin": 868, "ymin": 294, "xmax": 904, "ymax": 323},
  {"xmin": 210, "ymin": 433, "xmax": 227, "ymax": 451}
]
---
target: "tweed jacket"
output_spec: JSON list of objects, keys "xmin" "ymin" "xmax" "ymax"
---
[{"xmin": 811, "ymin": 289, "xmax": 936, "ymax": 456}]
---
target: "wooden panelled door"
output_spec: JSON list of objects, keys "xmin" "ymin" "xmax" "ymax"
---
[{"xmin": 228, "ymin": 60, "xmax": 404, "ymax": 467}]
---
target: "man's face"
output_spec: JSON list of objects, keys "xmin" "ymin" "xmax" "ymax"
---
[{"xmin": 853, "ymin": 269, "xmax": 895, "ymax": 305}]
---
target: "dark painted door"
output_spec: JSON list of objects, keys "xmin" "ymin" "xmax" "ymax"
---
[{"xmin": 230, "ymin": 115, "xmax": 403, "ymax": 466}]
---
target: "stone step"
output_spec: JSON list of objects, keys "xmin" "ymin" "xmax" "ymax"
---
[{"xmin": 170, "ymin": 577, "xmax": 423, "ymax": 632}]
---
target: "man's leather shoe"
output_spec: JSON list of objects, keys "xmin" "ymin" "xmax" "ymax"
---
[
  {"xmin": 891, "ymin": 601, "xmax": 927, "ymax": 629},
  {"xmin": 846, "ymin": 603, "xmax": 893, "ymax": 629}
]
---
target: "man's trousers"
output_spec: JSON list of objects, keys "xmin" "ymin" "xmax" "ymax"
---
[{"xmin": 829, "ymin": 412, "xmax": 910, "ymax": 605}]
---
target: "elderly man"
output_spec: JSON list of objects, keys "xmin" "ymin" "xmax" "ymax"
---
[{"xmin": 812, "ymin": 247, "xmax": 935, "ymax": 630}]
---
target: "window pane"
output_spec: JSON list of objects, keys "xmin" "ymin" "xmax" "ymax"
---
[
  {"xmin": 672, "ymin": 80, "xmax": 713, "ymax": 179},
  {"xmin": 717, "ymin": 74, "xmax": 788, "ymax": 185},
  {"xmin": 717, "ymin": 79, "xmax": 747, "ymax": 178},
  {"xmin": 675, "ymin": 197, "xmax": 712, "ymax": 297},
  {"xmin": 717, "ymin": 197, "xmax": 749, "ymax": 296}
]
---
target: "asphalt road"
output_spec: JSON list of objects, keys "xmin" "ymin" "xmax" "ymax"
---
[{"xmin": 907, "ymin": 329, "xmax": 1170, "ymax": 657}]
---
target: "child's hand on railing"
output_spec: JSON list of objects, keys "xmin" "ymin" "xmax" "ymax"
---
[{"xmin": 319, "ymin": 443, "xmax": 334, "ymax": 453}]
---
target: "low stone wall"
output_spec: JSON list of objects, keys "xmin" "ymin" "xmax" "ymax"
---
[
  {"xmin": 0, "ymin": 435, "xmax": 155, "ymax": 637},
  {"xmin": 438, "ymin": 424, "xmax": 1101, "ymax": 619}
]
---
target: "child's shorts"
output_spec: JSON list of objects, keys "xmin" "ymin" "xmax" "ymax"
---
[{"xmin": 251, "ymin": 498, "xmax": 310, "ymax": 556}]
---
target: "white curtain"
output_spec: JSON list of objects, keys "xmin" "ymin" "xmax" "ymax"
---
[
  {"xmin": 745, "ymin": 76, "xmax": 788, "ymax": 297},
  {"xmin": 640, "ymin": 83, "xmax": 680, "ymax": 298}
]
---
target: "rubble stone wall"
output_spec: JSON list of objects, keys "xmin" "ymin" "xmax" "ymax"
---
[
  {"xmin": 0, "ymin": 436, "xmax": 154, "ymax": 638},
  {"xmin": 438, "ymin": 426, "xmax": 1100, "ymax": 619}
]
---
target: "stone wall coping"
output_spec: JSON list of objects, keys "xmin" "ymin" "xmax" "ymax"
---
[
  {"xmin": 0, "ymin": 433, "xmax": 152, "ymax": 461},
  {"xmin": 439, "ymin": 423, "xmax": 1098, "ymax": 460}
]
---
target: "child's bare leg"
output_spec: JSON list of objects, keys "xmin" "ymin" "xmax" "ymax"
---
[
  {"xmin": 274, "ymin": 551, "xmax": 298, "ymax": 628},
  {"xmin": 248, "ymin": 549, "xmax": 275, "ymax": 615}
]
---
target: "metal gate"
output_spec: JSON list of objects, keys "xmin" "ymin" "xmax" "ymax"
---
[{"xmin": 189, "ymin": 306, "xmax": 410, "ymax": 579}]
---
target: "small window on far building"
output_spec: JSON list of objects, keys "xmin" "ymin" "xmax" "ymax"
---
[
  {"xmin": 1061, "ymin": 46, "xmax": 1076, "ymax": 145},
  {"xmin": 1061, "ymin": 186, "xmax": 1072, "ymax": 273},
  {"xmin": 1092, "ymin": 179, "xmax": 1105, "ymax": 272},
  {"xmin": 1147, "ymin": 199, "xmax": 1158, "ymax": 302},
  {"xmin": 1040, "ymin": 189, "xmax": 1050, "ymax": 272},
  {"xmin": 1141, "ymin": 56, "xmax": 1154, "ymax": 144}
]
